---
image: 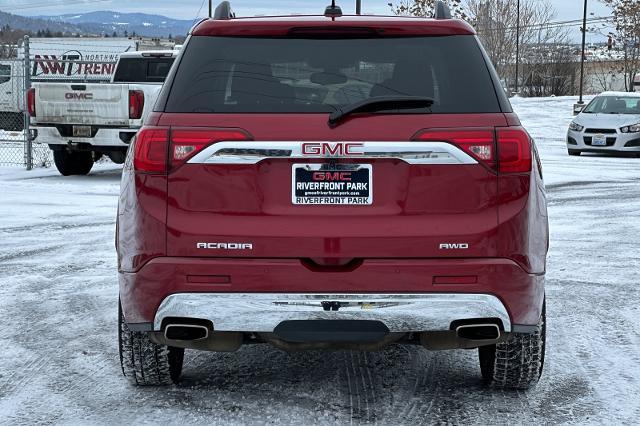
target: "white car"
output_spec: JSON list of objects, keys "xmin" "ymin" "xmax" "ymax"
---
[{"xmin": 567, "ymin": 91, "xmax": 640, "ymax": 156}]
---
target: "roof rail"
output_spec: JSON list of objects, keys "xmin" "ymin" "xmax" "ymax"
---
[
  {"xmin": 214, "ymin": 1, "xmax": 235, "ymax": 20},
  {"xmin": 434, "ymin": 0, "xmax": 452, "ymax": 19}
]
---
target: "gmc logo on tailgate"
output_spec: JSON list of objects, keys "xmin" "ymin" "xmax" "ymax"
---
[
  {"xmin": 302, "ymin": 142, "xmax": 364, "ymax": 156},
  {"xmin": 65, "ymin": 92, "xmax": 93, "ymax": 100}
]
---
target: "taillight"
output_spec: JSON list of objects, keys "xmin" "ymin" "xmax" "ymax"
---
[
  {"xmin": 413, "ymin": 127, "xmax": 532, "ymax": 174},
  {"xmin": 497, "ymin": 127, "xmax": 532, "ymax": 173},
  {"xmin": 133, "ymin": 127, "xmax": 168, "ymax": 173},
  {"xmin": 170, "ymin": 127, "xmax": 251, "ymax": 168},
  {"xmin": 129, "ymin": 90, "xmax": 144, "ymax": 119},
  {"xmin": 133, "ymin": 126, "xmax": 252, "ymax": 173},
  {"xmin": 413, "ymin": 128, "xmax": 496, "ymax": 170},
  {"xmin": 27, "ymin": 88, "xmax": 36, "ymax": 117}
]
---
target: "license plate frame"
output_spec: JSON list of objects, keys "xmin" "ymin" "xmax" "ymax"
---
[
  {"xmin": 72, "ymin": 125, "xmax": 92, "ymax": 138},
  {"xmin": 292, "ymin": 163, "xmax": 373, "ymax": 205},
  {"xmin": 592, "ymin": 134, "xmax": 607, "ymax": 146}
]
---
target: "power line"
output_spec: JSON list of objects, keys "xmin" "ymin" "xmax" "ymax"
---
[
  {"xmin": 192, "ymin": 0, "xmax": 207, "ymax": 25},
  {"xmin": 476, "ymin": 16, "xmax": 614, "ymax": 35}
]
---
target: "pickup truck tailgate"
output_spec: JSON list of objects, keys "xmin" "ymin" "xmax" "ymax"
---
[{"xmin": 33, "ymin": 82, "xmax": 130, "ymax": 126}]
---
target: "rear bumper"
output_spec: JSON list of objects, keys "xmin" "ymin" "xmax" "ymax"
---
[
  {"xmin": 119, "ymin": 257, "xmax": 545, "ymax": 329},
  {"xmin": 154, "ymin": 292, "xmax": 512, "ymax": 332},
  {"xmin": 34, "ymin": 125, "xmax": 133, "ymax": 147}
]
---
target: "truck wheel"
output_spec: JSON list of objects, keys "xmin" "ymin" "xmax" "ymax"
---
[
  {"xmin": 53, "ymin": 150, "xmax": 94, "ymax": 176},
  {"xmin": 118, "ymin": 301, "xmax": 184, "ymax": 386},
  {"xmin": 478, "ymin": 302, "xmax": 546, "ymax": 390},
  {"xmin": 107, "ymin": 150, "xmax": 127, "ymax": 164}
]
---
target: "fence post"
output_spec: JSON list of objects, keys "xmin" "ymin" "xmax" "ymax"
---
[{"xmin": 23, "ymin": 35, "xmax": 32, "ymax": 170}]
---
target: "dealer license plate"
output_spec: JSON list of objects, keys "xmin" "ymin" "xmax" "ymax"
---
[
  {"xmin": 592, "ymin": 134, "xmax": 607, "ymax": 146},
  {"xmin": 292, "ymin": 164, "xmax": 372, "ymax": 205},
  {"xmin": 73, "ymin": 125, "xmax": 92, "ymax": 137}
]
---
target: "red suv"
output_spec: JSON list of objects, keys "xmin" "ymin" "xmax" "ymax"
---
[{"xmin": 117, "ymin": 1, "xmax": 548, "ymax": 389}]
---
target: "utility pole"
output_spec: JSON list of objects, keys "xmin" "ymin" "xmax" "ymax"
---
[
  {"xmin": 356, "ymin": 0, "xmax": 361, "ymax": 15},
  {"xmin": 515, "ymin": 0, "xmax": 520, "ymax": 96},
  {"xmin": 209, "ymin": 0, "xmax": 212, "ymax": 18}
]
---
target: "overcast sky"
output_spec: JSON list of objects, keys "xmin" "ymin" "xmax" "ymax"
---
[{"xmin": 5, "ymin": 0, "xmax": 612, "ymax": 41}]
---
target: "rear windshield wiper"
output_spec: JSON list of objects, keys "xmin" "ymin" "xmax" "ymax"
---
[{"xmin": 328, "ymin": 96, "xmax": 434, "ymax": 128}]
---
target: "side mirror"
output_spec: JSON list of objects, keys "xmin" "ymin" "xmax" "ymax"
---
[{"xmin": 573, "ymin": 103, "xmax": 585, "ymax": 115}]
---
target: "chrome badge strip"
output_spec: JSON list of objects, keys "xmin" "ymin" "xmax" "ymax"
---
[{"xmin": 187, "ymin": 141, "xmax": 478, "ymax": 165}]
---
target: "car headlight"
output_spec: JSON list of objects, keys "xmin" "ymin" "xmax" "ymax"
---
[
  {"xmin": 569, "ymin": 121, "xmax": 584, "ymax": 132},
  {"xmin": 620, "ymin": 123, "xmax": 640, "ymax": 133}
]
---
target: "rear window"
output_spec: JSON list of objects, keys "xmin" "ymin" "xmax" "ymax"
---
[
  {"xmin": 164, "ymin": 35, "xmax": 501, "ymax": 113},
  {"xmin": 113, "ymin": 57, "xmax": 175, "ymax": 83}
]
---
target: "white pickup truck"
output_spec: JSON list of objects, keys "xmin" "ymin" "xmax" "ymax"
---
[{"xmin": 28, "ymin": 50, "xmax": 178, "ymax": 175}]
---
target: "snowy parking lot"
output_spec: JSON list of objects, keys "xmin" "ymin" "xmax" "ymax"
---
[{"xmin": 1, "ymin": 96, "xmax": 640, "ymax": 424}]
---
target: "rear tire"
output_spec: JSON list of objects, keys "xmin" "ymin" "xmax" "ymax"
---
[
  {"xmin": 118, "ymin": 301, "xmax": 184, "ymax": 386},
  {"xmin": 479, "ymin": 302, "xmax": 546, "ymax": 390},
  {"xmin": 53, "ymin": 150, "xmax": 94, "ymax": 176},
  {"xmin": 568, "ymin": 149, "xmax": 581, "ymax": 156}
]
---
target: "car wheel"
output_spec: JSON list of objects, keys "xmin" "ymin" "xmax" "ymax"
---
[
  {"xmin": 53, "ymin": 150, "xmax": 94, "ymax": 176},
  {"xmin": 567, "ymin": 149, "xmax": 581, "ymax": 156},
  {"xmin": 478, "ymin": 301, "xmax": 546, "ymax": 390},
  {"xmin": 118, "ymin": 301, "xmax": 184, "ymax": 386}
]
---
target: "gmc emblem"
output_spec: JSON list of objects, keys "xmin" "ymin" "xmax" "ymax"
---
[
  {"xmin": 65, "ymin": 92, "xmax": 93, "ymax": 100},
  {"xmin": 301, "ymin": 142, "xmax": 364, "ymax": 156},
  {"xmin": 312, "ymin": 171, "xmax": 352, "ymax": 181}
]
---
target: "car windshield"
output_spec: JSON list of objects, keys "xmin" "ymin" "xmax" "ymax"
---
[
  {"xmin": 583, "ymin": 96, "xmax": 640, "ymax": 114},
  {"xmin": 164, "ymin": 35, "xmax": 501, "ymax": 114}
]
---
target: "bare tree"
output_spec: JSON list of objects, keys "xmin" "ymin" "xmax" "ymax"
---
[
  {"xmin": 388, "ymin": 1, "xmax": 573, "ymax": 96},
  {"xmin": 466, "ymin": 0, "xmax": 569, "ymax": 93},
  {"xmin": 388, "ymin": 0, "xmax": 467, "ymax": 19},
  {"xmin": 602, "ymin": 0, "xmax": 640, "ymax": 91},
  {"xmin": 520, "ymin": 43, "xmax": 577, "ymax": 97},
  {"xmin": 589, "ymin": 49, "xmax": 623, "ymax": 92}
]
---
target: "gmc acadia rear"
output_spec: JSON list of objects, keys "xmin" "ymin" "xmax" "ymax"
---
[{"xmin": 117, "ymin": 1, "xmax": 549, "ymax": 390}]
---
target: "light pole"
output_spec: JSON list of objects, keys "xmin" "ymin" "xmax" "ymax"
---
[
  {"xmin": 356, "ymin": 0, "xmax": 361, "ymax": 15},
  {"xmin": 578, "ymin": 0, "xmax": 588, "ymax": 104},
  {"xmin": 515, "ymin": 0, "xmax": 520, "ymax": 95}
]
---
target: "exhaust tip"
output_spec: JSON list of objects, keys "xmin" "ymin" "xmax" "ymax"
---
[
  {"xmin": 455, "ymin": 323, "xmax": 501, "ymax": 341},
  {"xmin": 164, "ymin": 324, "xmax": 209, "ymax": 341}
]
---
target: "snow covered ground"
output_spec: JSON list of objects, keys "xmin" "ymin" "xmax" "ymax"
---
[{"xmin": 1, "ymin": 96, "xmax": 640, "ymax": 424}]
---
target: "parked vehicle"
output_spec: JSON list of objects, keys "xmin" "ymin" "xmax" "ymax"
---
[
  {"xmin": 117, "ymin": 1, "xmax": 548, "ymax": 389},
  {"xmin": 28, "ymin": 50, "xmax": 178, "ymax": 175},
  {"xmin": 568, "ymin": 91, "xmax": 640, "ymax": 156},
  {"xmin": 0, "ymin": 38, "xmax": 140, "ymax": 132},
  {"xmin": 0, "ymin": 59, "xmax": 26, "ymax": 131}
]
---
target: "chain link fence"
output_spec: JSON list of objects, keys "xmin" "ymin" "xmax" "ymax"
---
[{"xmin": 0, "ymin": 44, "xmax": 38, "ymax": 168}]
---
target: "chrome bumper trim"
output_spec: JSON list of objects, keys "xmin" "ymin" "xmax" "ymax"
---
[
  {"xmin": 187, "ymin": 141, "xmax": 478, "ymax": 165},
  {"xmin": 154, "ymin": 293, "xmax": 511, "ymax": 333}
]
